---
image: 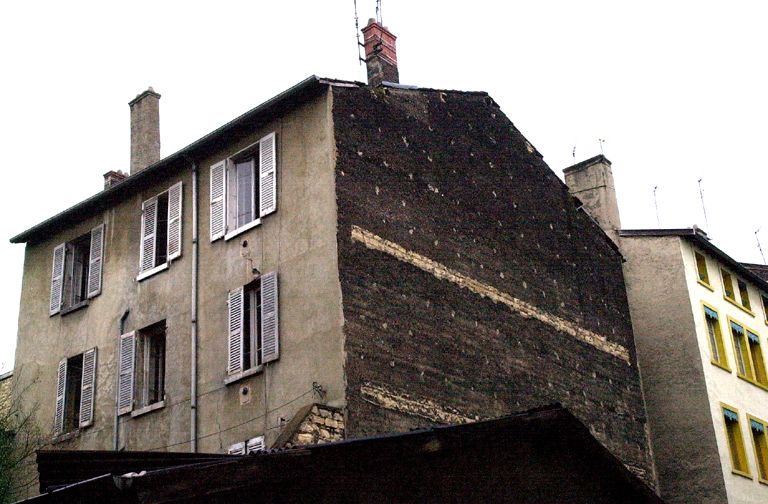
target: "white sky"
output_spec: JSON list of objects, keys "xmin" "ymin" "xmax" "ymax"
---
[{"xmin": 1, "ymin": 1, "xmax": 766, "ymax": 372}]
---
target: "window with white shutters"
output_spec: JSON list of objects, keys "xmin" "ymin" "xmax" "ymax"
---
[
  {"xmin": 210, "ymin": 132, "xmax": 277, "ymax": 242},
  {"xmin": 54, "ymin": 348, "xmax": 98, "ymax": 436},
  {"xmin": 228, "ymin": 435, "xmax": 265, "ymax": 455},
  {"xmin": 138, "ymin": 182, "xmax": 183, "ymax": 281},
  {"xmin": 226, "ymin": 273, "xmax": 279, "ymax": 379},
  {"xmin": 117, "ymin": 323, "xmax": 167, "ymax": 416},
  {"xmin": 49, "ymin": 224, "xmax": 106, "ymax": 316}
]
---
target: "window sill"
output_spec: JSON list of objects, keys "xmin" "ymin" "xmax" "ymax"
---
[
  {"xmin": 52, "ymin": 429, "xmax": 80, "ymax": 444},
  {"xmin": 710, "ymin": 360, "xmax": 732, "ymax": 373},
  {"xmin": 224, "ymin": 365, "xmax": 263, "ymax": 386},
  {"xmin": 60, "ymin": 300, "xmax": 89, "ymax": 316},
  {"xmin": 736, "ymin": 374, "xmax": 768, "ymax": 391},
  {"xmin": 724, "ymin": 296, "xmax": 755, "ymax": 317},
  {"xmin": 698, "ymin": 280, "xmax": 714, "ymax": 292},
  {"xmin": 137, "ymin": 262, "xmax": 169, "ymax": 282},
  {"xmin": 131, "ymin": 400, "xmax": 165, "ymax": 418},
  {"xmin": 224, "ymin": 219, "xmax": 261, "ymax": 242},
  {"xmin": 732, "ymin": 468, "xmax": 753, "ymax": 480}
]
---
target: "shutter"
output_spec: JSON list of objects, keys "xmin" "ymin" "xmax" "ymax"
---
[
  {"xmin": 246, "ymin": 436, "xmax": 265, "ymax": 454},
  {"xmin": 227, "ymin": 287, "xmax": 244, "ymax": 375},
  {"xmin": 228, "ymin": 441, "xmax": 245, "ymax": 455},
  {"xmin": 260, "ymin": 272, "xmax": 279, "ymax": 363},
  {"xmin": 167, "ymin": 182, "xmax": 183, "ymax": 260},
  {"xmin": 49, "ymin": 243, "xmax": 66, "ymax": 315},
  {"xmin": 79, "ymin": 348, "xmax": 97, "ymax": 427},
  {"xmin": 259, "ymin": 133, "xmax": 277, "ymax": 217},
  {"xmin": 117, "ymin": 331, "xmax": 136, "ymax": 415},
  {"xmin": 87, "ymin": 224, "xmax": 105, "ymax": 298},
  {"xmin": 210, "ymin": 161, "xmax": 226, "ymax": 241},
  {"xmin": 54, "ymin": 358, "xmax": 67, "ymax": 434},
  {"xmin": 139, "ymin": 197, "xmax": 158, "ymax": 273}
]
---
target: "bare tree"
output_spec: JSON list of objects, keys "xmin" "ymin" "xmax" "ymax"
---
[{"xmin": 0, "ymin": 369, "xmax": 45, "ymax": 503}]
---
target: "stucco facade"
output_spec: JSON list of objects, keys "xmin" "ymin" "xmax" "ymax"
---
[{"xmin": 622, "ymin": 232, "xmax": 768, "ymax": 503}]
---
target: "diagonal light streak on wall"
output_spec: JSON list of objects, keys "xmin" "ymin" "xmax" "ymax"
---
[{"xmin": 351, "ymin": 225, "xmax": 631, "ymax": 364}]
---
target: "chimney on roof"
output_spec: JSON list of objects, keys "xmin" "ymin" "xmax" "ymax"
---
[
  {"xmin": 362, "ymin": 19, "xmax": 399, "ymax": 87},
  {"xmin": 129, "ymin": 87, "xmax": 161, "ymax": 174},
  {"xmin": 103, "ymin": 170, "xmax": 128, "ymax": 190},
  {"xmin": 563, "ymin": 155, "xmax": 622, "ymax": 246}
]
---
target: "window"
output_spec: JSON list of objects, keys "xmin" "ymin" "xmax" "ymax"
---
[
  {"xmin": 226, "ymin": 272, "xmax": 279, "ymax": 380},
  {"xmin": 749, "ymin": 415, "xmax": 768, "ymax": 483},
  {"xmin": 704, "ymin": 305, "xmax": 728, "ymax": 369},
  {"xmin": 49, "ymin": 224, "xmax": 104, "ymax": 315},
  {"xmin": 227, "ymin": 435, "xmax": 265, "ymax": 455},
  {"xmin": 722, "ymin": 270, "xmax": 736, "ymax": 301},
  {"xmin": 54, "ymin": 348, "xmax": 97, "ymax": 435},
  {"xmin": 763, "ymin": 295, "xmax": 768, "ymax": 324},
  {"xmin": 117, "ymin": 322, "xmax": 166, "ymax": 415},
  {"xmin": 738, "ymin": 280, "xmax": 752, "ymax": 311},
  {"xmin": 729, "ymin": 319, "xmax": 767, "ymax": 387},
  {"xmin": 138, "ymin": 182, "xmax": 182, "ymax": 281},
  {"xmin": 695, "ymin": 251, "xmax": 710, "ymax": 285},
  {"xmin": 210, "ymin": 132, "xmax": 276, "ymax": 241},
  {"xmin": 722, "ymin": 405, "xmax": 750, "ymax": 477}
]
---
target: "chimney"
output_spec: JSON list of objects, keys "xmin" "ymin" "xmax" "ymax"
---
[
  {"xmin": 129, "ymin": 87, "xmax": 161, "ymax": 174},
  {"xmin": 103, "ymin": 170, "xmax": 128, "ymax": 190},
  {"xmin": 563, "ymin": 155, "xmax": 622, "ymax": 246},
  {"xmin": 361, "ymin": 19, "xmax": 399, "ymax": 87}
]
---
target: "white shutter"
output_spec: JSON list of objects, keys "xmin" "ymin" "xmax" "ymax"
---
[
  {"xmin": 227, "ymin": 287, "xmax": 244, "ymax": 375},
  {"xmin": 139, "ymin": 197, "xmax": 158, "ymax": 273},
  {"xmin": 117, "ymin": 331, "xmax": 136, "ymax": 415},
  {"xmin": 228, "ymin": 441, "xmax": 245, "ymax": 455},
  {"xmin": 260, "ymin": 272, "xmax": 279, "ymax": 363},
  {"xmin": 54, "ymin": 358, "xmax": 67, "ymax": 434},
  {"xmin": 210, "ymin": 161, "xmax": 226, "ymax": 241},
  {"xmin": 87, "ymin": 224, "xmax": 105, "ymax": 298},
  {"xmin": 49, "ymin": 243, "xmax": 66, "ymax": 315},
  {"xmin": 167, "ymin": 182, "xmax": 183, "ymax": 260},
  {"xmin": 79, "ymin": 348, "xmax": 97, "ymax": 428},
  {"xmin": 246, "ymin": 436, "xmax": 265, "ymax": 454},
  {"xmin": 259, "ymin": 133, "xmax": 277, "ymax": 217}
]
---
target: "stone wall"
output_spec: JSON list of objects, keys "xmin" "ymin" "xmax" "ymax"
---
[{"xmin": 332, "ymin": 85, "xmax": 656, "ymax": 487}]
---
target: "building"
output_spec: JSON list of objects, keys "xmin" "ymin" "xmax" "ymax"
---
[
  {"xmin": 565, "ymin": 155, "xmax": 768, "ymax": 503},
  {"xmin": 28, "ymin": 405, "xmax": 664, "ymax": 504},
  {"xmin": 10, "ymin": 20, "xmax": 656, "ymax": 497}
]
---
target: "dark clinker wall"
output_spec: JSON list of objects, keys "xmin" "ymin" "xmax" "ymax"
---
[{"xmin": 332, "ymin": 86, "xmax": 655, "ymax": 485}]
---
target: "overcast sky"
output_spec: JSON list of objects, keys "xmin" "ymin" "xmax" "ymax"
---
[{"xmin": 1, "ymin": 1, "xmax": 766, "ymax": 372}]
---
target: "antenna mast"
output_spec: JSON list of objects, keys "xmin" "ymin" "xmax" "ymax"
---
[
  {"xmin": 376, "ymin": 0, "xmax": 383, "ymax": 24},
  {"xmin": 598, "ymin": 138, "xmax": 605, "ymax": 156},
  {"xmin": 757, "ymin": 228, "xmax": 766, "ymax": 265},
  {"xmin": 698, "ymin": 178, "xmax": 710, "ymax": 233},
  {"xmin": 354, "ymin": 0, "xmax": 364, "ymax": 65},
  {"xmin": 653, "ymin": 186, "xmax": 660, "ymax": 227}
]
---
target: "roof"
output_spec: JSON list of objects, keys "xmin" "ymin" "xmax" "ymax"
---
[
  {"xmin": 620, "ymin": 227, "xmax": 768, "ymax": 291},
  {"xmin": 10, "ymin": 76, "xmax": 360, "ymax": 244},
  {"xmin": 25, "ymin": 405, "xmax": 663, "ymax": 504},
  {"xmin": 743, "ymin": 263, "xmax": 768, "ymax": 283}
]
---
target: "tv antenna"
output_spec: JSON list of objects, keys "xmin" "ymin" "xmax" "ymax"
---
[
  {"xmin": 572, "ymin": 146, "xmax": 576, "ymax": 162},
  {"xmin": 757, "ymin": 228, "xmax": 766, "ymax": 265},
  {"xmin": 598, "ymin": 138, "xmax": 606, "ymax": 156},
  {"xmin": 376, "ymin": 0, "xmax": 383, "ymax": 24},
  {"xmin": 653, "ymin": 186, "xmax": 660, "ymax": 227},
  {"xmin": 354, "ymin": 0, "xmax": 364, "ymax": 65},
  {"xmin": 697, "ymin": 178, "xmax": 710, "ymax": 233}
]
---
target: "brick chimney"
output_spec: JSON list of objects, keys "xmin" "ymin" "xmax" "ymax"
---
[
  {"xmin": 129, "ymin": 87, "xmax": 161, "ymax": 174},
  {"xmin": 361, "ymin": 19, "xmax": 398, "ymax": 87},
  {"xmin": 103, "ymin": 170, "xmax": 128, "ymax": 190},
  {"xmin": 563, "ymin": 155, "xmax": 622, "ymax": 246}
]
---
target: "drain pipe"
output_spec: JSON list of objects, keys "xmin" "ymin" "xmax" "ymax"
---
[
  {"xmin": 114, "ymin": 309, "xmax": 130, "ymax": 451},
  {"xmin": 190, "ymin": 160, "xmax": 199, "ymax": 452}
]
